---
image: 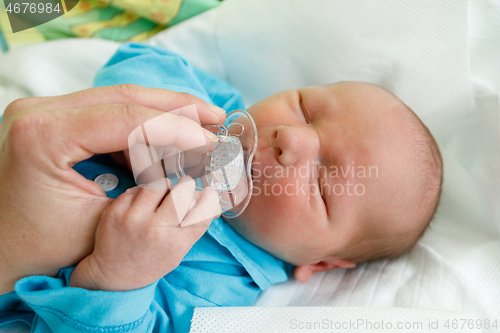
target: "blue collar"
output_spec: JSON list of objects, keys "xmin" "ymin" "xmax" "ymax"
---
[{"xmin": 207, "ymin": 218, "xmax": 292, "ymax": 290}]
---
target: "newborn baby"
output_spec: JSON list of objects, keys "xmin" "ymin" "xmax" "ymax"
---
[
  {"xmin": 0, "ymin": 43, "xmax": 442, "ymax": 333},
  {"xmin": 234, "ymin": 81, "xmax": 443, "ymax": 281}
]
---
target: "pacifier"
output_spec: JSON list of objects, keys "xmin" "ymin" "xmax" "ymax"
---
[
  {"xmin": 128, "ymin": 107, "xmax": 257, "ymax": 219},
  {"xmin": 174, "ymin": 110, "xmax": 258, "ymax": 218}
]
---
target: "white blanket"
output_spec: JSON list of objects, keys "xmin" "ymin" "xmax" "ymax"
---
[{"xmin": 0, "ymin": 0, "xmax": 498, "ymax": 332}]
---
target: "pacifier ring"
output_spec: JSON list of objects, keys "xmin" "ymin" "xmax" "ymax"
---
[
  {"xmin": 219, "ymin": 189, "xmax": 238, "ymax": 207},
  {"xmin": 227, "ymin": 122, "xmax": 244, "ymax": 137}
]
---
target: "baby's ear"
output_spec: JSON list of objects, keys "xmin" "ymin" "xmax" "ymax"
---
[{"xmin": 294, "ymin": 258, "xmax": 356, "ymax": 283}]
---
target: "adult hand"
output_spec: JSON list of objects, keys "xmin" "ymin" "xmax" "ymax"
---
[{"xmin": 0, "ymin": 84, "xmax": 226, "ymax": 295}]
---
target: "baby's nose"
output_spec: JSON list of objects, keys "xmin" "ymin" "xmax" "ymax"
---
[{"xmin": 274, "ymin": 125, "xmax": 319, "ymax": 166}]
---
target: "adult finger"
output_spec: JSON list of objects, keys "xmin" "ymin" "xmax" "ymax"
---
[
  {"xmin": 14, "ymin": 85, "xmax": 226, "ymax": 124},
  {"xmin": 128, "ymin": 143, "xmax": 165, "ymax": 185},
  {"xmin": 127, "ymin": 109, "xmax": 218, "ymax": 181},
  {"xmin": 52, "ymin": 103, "xmax": 217, "ymax": 168}
]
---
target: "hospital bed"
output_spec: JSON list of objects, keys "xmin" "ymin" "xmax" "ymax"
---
[{"xmin": 0, "ymin": 0, "xmax": 499, "ymax": 332}]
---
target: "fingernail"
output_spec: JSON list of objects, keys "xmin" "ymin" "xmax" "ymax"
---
[
  {"xmin": 205, "ymin": 186, "xmax": 217, "ymax": 195},
  {"xmin": 179, "ymin": 175, "xmax": 193, "ymax": 183},
  {"xmin": 181, "ymin": 219, "xmax": 201, "ymax": 227},
  {"xmin": 203, "ymin": 129, "xmax": 218, "ymax": 152},
  {"xmin": 209, "ymin": 104, "xmax": 226, "ymax": 115},
  {"xmin": 180, "ymin": 214, "xmax": 205, "ymax": 228},
  {"xmin": 203, "ymin": 128, "xmax": 217, "ymax": 142}
]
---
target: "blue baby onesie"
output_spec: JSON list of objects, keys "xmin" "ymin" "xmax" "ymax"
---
[{"xmin": 0, "ymin": 43, "xmax": 292, "ymax": 333}]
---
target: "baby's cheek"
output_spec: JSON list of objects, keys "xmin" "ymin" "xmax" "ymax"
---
[{"xmin": 239, "ymin": 194, "xmax": 280, "ymax": 233}]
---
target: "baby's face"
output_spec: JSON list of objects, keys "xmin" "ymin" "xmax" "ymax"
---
[{"xmin": 226, "ymin": 82, "xmax": 419, "ymax": 266}]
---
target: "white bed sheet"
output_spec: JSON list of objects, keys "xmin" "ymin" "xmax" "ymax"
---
[{"xmin": 0, "ymin": 0, "xmax": 498, "ymax": 331}]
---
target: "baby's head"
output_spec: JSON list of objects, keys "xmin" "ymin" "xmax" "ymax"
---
[{"xmin": 226, "ymin": 82, "xmax": 442, "ymax": 282}]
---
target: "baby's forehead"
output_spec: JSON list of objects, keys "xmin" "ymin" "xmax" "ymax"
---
[
  {"xmin": 325, "ymin": 82, "xmax": 395, "ymax": 96},
  {"xmin": 300, "ymin": 83, "xmax": 403, "ymax": 120}
]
